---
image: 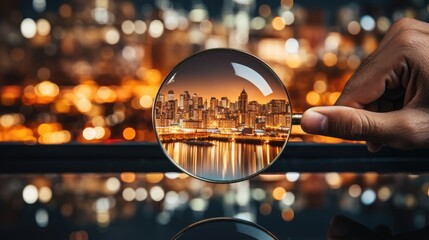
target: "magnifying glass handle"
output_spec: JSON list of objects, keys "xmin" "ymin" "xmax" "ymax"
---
[{"xmin": 292, "ymin": 113, "xmax": 302, "ymax": 125}]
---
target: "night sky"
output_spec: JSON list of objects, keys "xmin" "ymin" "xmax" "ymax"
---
[{"xmin": 158, "ymin": 49, "xmax": 289, "ymax": 104}]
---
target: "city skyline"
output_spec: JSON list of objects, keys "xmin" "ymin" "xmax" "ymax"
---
[
  {"xmin": 158, "ymin": 87, "xmax": 289, "ymax": 106},
  {"xmin": 155, "ymin": 87, "xmax": 291, "ymax": 131}
]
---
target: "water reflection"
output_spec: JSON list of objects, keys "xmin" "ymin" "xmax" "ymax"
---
[{"xmin": 163, "ymin": 141, "xmax": 283, "ymax": 181}]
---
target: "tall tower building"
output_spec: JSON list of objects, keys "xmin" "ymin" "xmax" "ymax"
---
[
  {"xmin": 168, "ymin": 90, "xmax": 174, "ymax": 101},
  {"xmin": 238, "ymin": 88, "xmax": 248, "ymax": 113}
]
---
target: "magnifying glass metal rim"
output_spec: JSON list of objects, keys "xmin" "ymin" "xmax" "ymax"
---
[
  {"xmin": 171, "ymin": 217, "xmax": 279, "ymax": 240},
  {"xmin": 152, "ymin": 48, "xmax": 300, "ymax": 184}
]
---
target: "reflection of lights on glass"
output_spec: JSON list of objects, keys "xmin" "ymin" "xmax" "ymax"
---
[
  {"xmin": 148, "ymin": 20, "xmax": 164, "ymax": 38},
  {"xmin": 259, "ymin": 4, "xmax": 271, "ymax": 17},
  {"xmin": 70, "ymin": 231, "xmax": 88, "ymax": 240},
  {"xmin": 122, "ymin": 127, "xmax": 136, "ymax": 140},
  {"xmin": 0, "ymin": 114, "xmax": 17, "ymax": 128},
  {"xmin": 348, "ymin": 184, "xmax": 362, "ymax": 198},
  {"xmin": 122, "ymin": 187, "xmax": 136, "ymax": 201},
  {"xmin": 36, "ymin": 19, "xmax": 51, "ymax": 36},
  {"xmin": 347, "ymin": 55, "xmax": 361, "ymax": 69},
  {"xmin": 92, "ymin": 7, "xmax": 112, "ymax": 25},
  {"xmin": 281, "ymin": 192, "xmax": 295, "ymax": 206},
  {"xmin": 23, "ymin": 184, "xmax": 38, "ymax": 204},
  {"xmin": 121, "ymin": 20, "xmax": 135, "ymax": 34},
  {"xmin": 104, "ymin": 29, "xmax": 120, "ymax": 45},
  {"xmin": 93, "ymin": 126, "xmax": 105, "ymax": 139},
  {"xmin": 95, "ymin": 197, "xmax": 110, "ymax": 212},
  {"xmin": 146, "ymin": 173, "xmax": 164, "ymax": 183},
  {"xmin": 122, "ymin": 46, "xmax": 136, "ymax": 60},
  {"xmin": 313, "ymin": 80, "xmax": 327, "ymax": 93},
  {"xmin": 347, "ymin": 21, "xmax": 361, "ymax": 35},
  {"xmin": 236, "ymin": 190, "xmax": 250, "ymax": 206},
  {"xmin": 134, "ymin": 20, "xmax": 147, "ymax": 34},
  {"xmin": 306, "ymin": 91, "xmax": 321, "ymax": 106},
  {"xmin": 106, "ymin": 177, "xmax": 121, "ymax": 193},
  {"xmin": 251, "ymin": 17, "xmax": 266, "ymax": 31},
  {"xmin": 83, "ymin": 127, "xmax": 96, "ymax": 140},
  {"xmin": 251, "ymin": 188, "xmax": 266, "ymax": 201},
  {"xmin": 378, "ymin": 186, "xmax": 392, "ymax": 201},
  {"xmin": 165, "ymin": 172, "xmax": 180, "ymax": 179},
  {"xmin": 33, "ymin": 0, "xmax": 46, "ymax": 13},
  {"xmin": 230, "ymin": 62, "xmax": 273, "ymax": 96},
  {"xmin": 285, "ymin": 38, "xmax": 299, "ymax": 54},
  {"xmin": 179, "ymin": 191, "xmax": 189, "ymax": 205},
  {"xmin": 272, "ymin": 16, "xmax": 286, "ymax": 31},
  {"xmin": 135, "ymin": 188, "xmax": 148, "ymax": 201},
  {"xmin": 189, "ymin": 8, "xmax": 208, "ymax": 22},
  {"xmin": 150, "ymin": 186, "xmax": 165, "ymax": 202},
  {"xmin": 75, "ymin": 99, "xmax": 92, "ymax": 113},
  {"xmin": 259, "ymin": 174, "xmax": 285, "ymax": 181},
  {"xmin": 285, "ymin": 172, "xmax": 300, "ymax": 182},
  {"xmin": 59, "ymin": 4, "xmax": 72, "ymax": 18},
  {"xmin": 325, "ymin": 173, "xmax": 341, "ymax": 189},
  {"xmin": 360, "ymin": 15, "xmax": 375, "ymax": 31},
  {"xmin": 96, "ymin": 211, "xmax": 110, "ymax": 226},
  {"xmin": 38, "ymin": 186, "xmax": 52, "ymax": 203},
  {"xmin": 21, "ymin": 18, "xmax": 37, "ymax": 39},
  {"xmin": 37, "ymin": 67, "xmax": 51, "ymax": 80},
  {"xmin": 120, "ymin": 172, "xmax": 136, "ymax": 183},
  {"xmin": 361, "ymin": 189, "xmax": 376, "ymax": 205},
  {"xmin": 35, "ymin": 209, "xmax": 49, "ymax": 228},
  {"xmin": 281, "ymin": 11, "xmax": 295, "ymax": 25},
  {"xmin": 234, "ymin": 212, "xmax": 254, "ymax": 222},
  {"xmin": 281, "ymin": 208, "xmax": 294, "ymax": 221},
  {"xmin": 405, "ymin": 194, "xmax": 416, "ymax": 208},
  {"xmin": 272, "ymin": 187, "xmax": 286, "ymax": 201},
  {"xmin": 164, "ymin": 191, "xmax": 180, "ymax": 210},
  {"xmin": 35, "ymin": 81, "xmax": 59, "ymax": 98},
  {"xmin": 323, "ymin": 52, "xmax": 338, "ymax": 67},
  {"xmin": 156, "ymin": 211, "xmax": 171, "ymax": 225},
  {"xmin": 164, "ymin": 11, "xmax": 179, "ymax": 30},
  {"xmin": 139, "ymin": 95, "xmax": 153, "ymax": 109},
  {"xmin": 376, "ymin": 17, "xmax": 390, "ymax": 33},
  {"xmin": 325, "ymin": 33, "xmax": 341, "ymax": 51},
  {"xmin": 260, "ymin": 203, "xmax": 272, "ymax": 216},
  {"xmin": 200, "ymin": 187, "xmax": 213, "ymax": 200},
  {"xmin": 189, "ymin": 198, "xmax": 208, "ymax": 212}
]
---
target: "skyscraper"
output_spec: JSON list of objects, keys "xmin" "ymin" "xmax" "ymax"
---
[
  {"xmin": 168, "ymin": 90, "xmax": 174, "ymax": 101},
  {"xmin": 238, "ymin": 88, "xmax": 248, "ymax": 113}
]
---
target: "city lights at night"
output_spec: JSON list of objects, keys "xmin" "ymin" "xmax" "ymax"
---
[{"xmin": 0, "ymin": 0, "xmax": 429, "ymax": 239}]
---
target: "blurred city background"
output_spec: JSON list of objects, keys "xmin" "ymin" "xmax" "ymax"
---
[{"xmin": 0, "ymin": 0, "xmax": 429, "ymax": 239}]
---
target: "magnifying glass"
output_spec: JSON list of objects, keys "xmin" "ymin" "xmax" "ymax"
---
[
  {"xmin": 172, "ymin": 217, "xmax": 278, "ymax": 240},
  {"xmin": 153, "ymin": 48, "xmax": 301, "ymax": 183}
]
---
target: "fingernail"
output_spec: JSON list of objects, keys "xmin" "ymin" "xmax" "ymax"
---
[{"xmin": 302, "ymin": 110, "xmax": 328, "ymax": 134}]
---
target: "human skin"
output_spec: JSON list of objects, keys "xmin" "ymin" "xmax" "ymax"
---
[{"xmin": 301, "ymin": 18, "xmax": 429, "ymax": 152}]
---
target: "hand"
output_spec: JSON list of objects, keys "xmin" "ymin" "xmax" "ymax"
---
[{"xmin": 301, "ymin": 18, "xmax": 429, "ymax": 152}]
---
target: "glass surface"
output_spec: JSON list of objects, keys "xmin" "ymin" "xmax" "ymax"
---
[
  {"xmin": 1, "ymin": 173, "xmax": 428, "ymax": 239},
  {"xmin": 173, "ymin": 218, "xmax": 277, "ymax": 240},
  {"xmin": 153, "ymin": 49, "xmax": 291, "ymax": 183}
]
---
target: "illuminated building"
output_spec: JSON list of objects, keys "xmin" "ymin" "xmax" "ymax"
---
[
  {"xmin": 182, "ymin": 120, "xmax": 203, "ymax": 129},
  {"xmin": 238, "ymin": 88, "xmax": 248, "ymax": 113}
]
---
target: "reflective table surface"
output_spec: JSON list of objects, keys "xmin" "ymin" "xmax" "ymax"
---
[{"xmin": 0, "ymin": 143, "xmax": 428, "ymax": 239}]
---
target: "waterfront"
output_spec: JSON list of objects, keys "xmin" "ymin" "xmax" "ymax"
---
[{"xmin": 163, "ymin": 140, "xmax": 284, "ymax": 181}]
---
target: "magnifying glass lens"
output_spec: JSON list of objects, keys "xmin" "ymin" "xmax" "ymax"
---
[
  {"xmin": 154, "ymin": 49, "xmax": 291, "ymax": 183},
  {"xmin": 172, "ymin": 218, "xmax": 277, "ymax": 240}
]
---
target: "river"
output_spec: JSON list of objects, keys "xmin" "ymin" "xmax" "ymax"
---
[{"xmin": 162, "ymin": 140, "xmax": 284, "ymax": 182}]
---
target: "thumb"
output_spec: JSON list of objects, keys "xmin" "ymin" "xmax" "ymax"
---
[{"xmin": 301, "ymin": 106, "xmax": 401, "ymax": 144}]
